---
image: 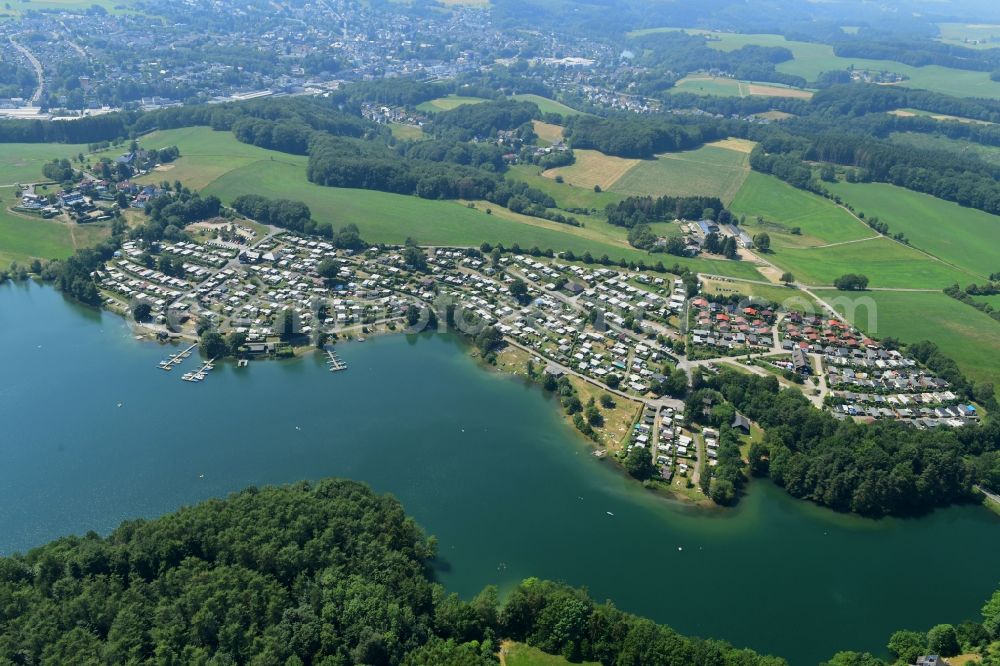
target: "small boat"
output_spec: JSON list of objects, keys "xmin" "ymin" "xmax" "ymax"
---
[{"xmin": 606, "ymin": 511, "xmax": 614, "ymax": 516}]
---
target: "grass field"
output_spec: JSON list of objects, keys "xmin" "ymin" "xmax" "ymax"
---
[
  {"xmin": 415, "ymin": 95, "xmax": 488, "ymax": 113},
  {"xmin": 701, "ymin": 276, "xmax": 820, "ymax": 309},
  {"xmin": 0, "ymin": 142, "xmax": 91, "ymax": 185},
  {"xmin": 828, "ymin": 290, "xmax": 1000, "ymax": 396},
  {"xmin": 389, "ymin": 123, "xmax": 424, "ymax": 141},
  {"xmin": 609, "ymin": 143, "xmax": 750, "ymax": 204},
  {"xmin": 936, "ymin": 23, "xmax": 1000, "ymax": 50},
  {"xmin": 532, "ymin": 121, "xmax": 564, "ymax": 145},
  {"xmin": 0, "ymin": 185, "xmax": 111, "ymax": 266},
  {"xmin": 511, "ymin": 94, "xmax": 584, "ymax": 116},
  {"xmin": 507, "ymin": 164, "xmax": 626, "ymax": 210},
  {"xmin": 824, "ymin": 180, "xmax": 998, "ymax": 279},
  {"xmin": 671, "ymin": 75, "xmax": 812, "ymax": 99},
  {"xmin": 889, "ymin": 108, "xmax": 995, "ymax": 125},
  {"xmin": 204, "ymin": 159, "xmax": 764, "ymax": 279},
  {"xmin": 636, "ymin": 29, "xmax": 1000, "ymax": 98},
  {"xmin": 542, "ymin": 149, "xmax": 641, "ymax": 191},
  {"xmin": 768, "ymin": 236, "xmax": 971, "ymax": 288},
  {"xmin": 502, "ymin": 642, "xmax": 598, "ymax": 666},
  {"xmin": 731, "ymin": 172, "xmax": 872, "ymax": 247}
]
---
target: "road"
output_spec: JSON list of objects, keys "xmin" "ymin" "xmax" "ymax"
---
[
  {"xmin": 10, "ymin": 38, "xmax": 44, "ymax": 104},
  {"xmin": 975, "ymin": 485, "xmax": 1000, "ymax": 507}
]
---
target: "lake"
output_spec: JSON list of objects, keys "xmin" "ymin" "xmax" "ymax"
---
[{"xmin": 1, "ymin": 281, "xmax": 998, "ymax": 665}]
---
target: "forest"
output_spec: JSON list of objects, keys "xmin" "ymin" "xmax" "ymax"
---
[{"xmin": 0, "ymin": 479, "xmax": 789, "ymax": 666}]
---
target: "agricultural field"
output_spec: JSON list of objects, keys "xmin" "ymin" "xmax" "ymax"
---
[
  {"xmin": 824, "ymin": 180, "xmax": 998, "ymax": 279},
  {"xmin": 507, "ymin": 164, "xmax": 626, "ymax": 210},
  {"xmin": 511, "ymin": 94, "xmax": 584, "ymax": 116},
  {"xmin": 935, "ymin": 23, "xmax": 1000, "ymax": 50},
  {"xmin": 0, "ymin": 0, "xmax": 140, "ymax": 17},
  {"xmin": 0, "ymin": 142, "xmax": 91, "ymax": 186},
  {"xmin": 888, "ymin": 108, "xmax": 994, "ymax": 125},
  {"xmin": 731, "ymin": 172, "xmax": 873, "ymax": 247},
  {"xmin": 203, "ymin": 159, "xmax": 764, "ymax": 279},
  {"xmin": 766, "ymin": 236, "xmax": 972, "ymax": 289},
  {"xmin": 888, "ymin": 131, "xmax": 1000, "ymax": 167},
  {"xmin": 0, "ymin": 187, "xmax": 110, "ymax": 266},
  {"xmin": 541, "ymin": 149, "xmax": 641, "ymax": 191},
  {"xmin": 828, "ymin": 290, "xmax": 1000, "ymax": 397},
  {"xmin": 415, "ymin": 95, "xmax": 488, "ymax": 113},
  {"xmin": 609, "ymin": 142, "xmax": 751, "ymax": 204},
  {"xmin": 671, "ymin": 75, "xmax": 812, "ymax": 99},
  {"xmin": 643, "ymin": 29, "xmax": 1000, "ymax": 99}
]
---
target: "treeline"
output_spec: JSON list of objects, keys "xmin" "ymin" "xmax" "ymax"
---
[
  {"xmin": 605, "ymin": 194, "xmax": 727, "ymax": 228},
  {"xmin": 424, "ymin": 99, "xmax": 538, "ymax": 141},
  {"xmin": 0, "ymin": 478, "xmax": 789, "ymax": 665},
  {"xmin": 832, "ymin": 38, "xmax": 1000, "ymax": 72},
  {"xmin": 704, "ymin": 368, "xmax": 1000, "ymax": 517},
  {"xmin": 230, "ymin": 194, "xmax": 366, "ymax": 248},
  {"xmin": 809, "ymin": 83, "xmax": 1000, "ymax": 123},
  {"xmin": 945, "ymin": 282, "xmax": 1000, "ymax": 328},
  {"xmin": 564, "ymin": 114, "xmax": 724, "ymax": 158}
]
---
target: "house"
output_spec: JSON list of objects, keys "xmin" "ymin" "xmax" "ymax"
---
[
  {"xmin": 791, "ymin": 347, "xmax": 811, "ymax": 375},
  {"xmin": 914, "ymin": 657, "xmax": 949, "ymax": 666},
  {"xmin": 732, "ymin": 413, "xmax": 751, "ymax": 434}
]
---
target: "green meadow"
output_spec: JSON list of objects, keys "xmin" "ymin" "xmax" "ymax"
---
[
  {"xmin": 768, "ymin": 236, "xmax": 971, "ymax": 288},
  {"xmin": 507, "ymin": 164, "xmax": 627, "ymax": 210},
  {"xmin": 203, "ymin": 159, "xmax": 763, "ymax": 279},
  {"xmin": 829, "ymin": 289, "xmax": 1000, "ymax": 396},
  {"xmin": 0, "ymin": 142, "xmax": 91, "ymax": 185},
  {"xmin": 610, "ymin": 144, "xmax": 750, "ymax": 204},
  {"xmin": 936, "ymin": 23, "xmax": 1000, "ymax": 50},
  {"xmin": 635, "ymin": 29, "xmax": 1000, "ymax": 98},
  {"xmin": 503, "ymin": 642, "xmax": 598, "ymax": 666},
  {"xmin": 415, "ymin": 95, "xmax": 488, "ymax": 113},
  {"xmin": 511, "ymin": 94, "xmax": 584, "ymax": 116},
  {"xmin": 731, "ymin": 172, "xmax": 872, "ymax": 247},
  {"xmin": 888, "ymin": 131, "xmax": 1000, "ymax": 167},
  {"xmin": 825, "ymin": 180, "xmax": 998, "ymax": 279}
]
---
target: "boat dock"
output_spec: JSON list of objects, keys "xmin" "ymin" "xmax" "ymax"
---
[
  {"xmin": 326, "ymin": 349, "xmax": 347, "ymax": 372},
  {"xmin": 158, "ymin": 344, "xmax": 197, "ymax": 371},
  {"xmin": 182, "ymin": 359, "xmax": 216, "ymax": 383}
]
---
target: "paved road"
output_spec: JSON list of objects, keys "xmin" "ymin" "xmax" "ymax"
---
[{"xmin": 10, "ymin": 38, "xmax": 43, "ymax": 104}]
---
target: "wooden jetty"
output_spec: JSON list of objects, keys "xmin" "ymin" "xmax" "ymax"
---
[
  {"xmin": 158, "ymin": 343, "xmax": 197, "ymax": 371},
  {"xmin": 326, "ymin": 349, "xmax": 347, "ymax": 372},
  {"xmin": 182, "ymin": 359, "xmax": 216, "ymax": 383}
]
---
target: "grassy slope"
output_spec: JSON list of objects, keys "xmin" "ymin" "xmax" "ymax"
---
[
  {"xmin": 829, "ymin": 290, "xmax": 1000, "ymax": 394},
  {"xmin": 825, "ymin": 180, "xmax": 999, "ymax": 280},
  {"xmin": 610, "ymin": 144, "xmax": 750, "ymax": 204},
  {"xmin": 0, "ymin": 142, "xmax": 91, "ymax": 185},
  {"xmin": 701, "ymin": 276, "xmax": 820, "ymax": 309},
  {"xmin": 511, "ymin": 94, "xmax": 584, "ymax": 116},
  {"xmin": 503, "ymin": 642, "xmax": 599, "ymax": 666},
  {"xmin": 888, "ymin": 131, "xmax": 1000, "ymax": 167},
  {"xmin": 0, "ymin": 206, "xmax": 76, "ymax": 266},
  {"xmin": 731, "ymin": 172, "xmax": 872, "ymax": 247},
  {"xmin": 203, "ymin": 159, "xmax": 763, "ymax": 279},
  {"xmin": 661, "ymin": 29, "xmax": 1000, "ymax": 99},
  {"xmin": 542, "ymin": 149, "xmax": 641, "ymax": 191},
  {"xmin": 507, "ymin": 164, "xmax": 626, "ymax": 210},
  {"xmin": 415, "ymin": 95, "xmax": 488, "ymax": 113}
]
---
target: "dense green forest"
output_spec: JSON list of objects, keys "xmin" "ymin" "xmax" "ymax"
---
[{"xmin": 0, "ymin": 479, "xmax": 788, "ymax": 666}]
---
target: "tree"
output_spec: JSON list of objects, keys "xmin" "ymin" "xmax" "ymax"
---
[
  {"xmin": 316, "ymin": 258, "xmax": 339, "ymax": 280},
  {"xmin": 709, "ymin": 478, "xmax": 736, "ymax": 505},
  {"xmin": 509, "ymin": 278, "xmax": 529, "ymax": 304},
  {"xmin": 926, "ymin": 624, "xmax": 960, "ymax": 657},
  {"xmin": 833, "ymin": 274, "xmax": 869, "ymax": 291},
  {"xmin": 132, "ymin": 302, "xmax": 152, "ymax": 321},
  {"xmin": 199, "ymin": 330, "xmax": 229, "ymax": 359},
  {"xmin": 984, "ymin": 589, "xmax": 1000, "ymax": 638},
  {"xmin": 887, "ymin": 630, "xmax": 926, "ymax": 665},
  {"xmin": 599, "ymin": 394, "xmax": 615, "ymax": 408},
  {"xmin": 624, "ymin": 445, "xmax": 654, "ymax": 480},
  {"xmin": 475, "ymin": 326, "xmax": 502, "ymax": 354},
  {"xmin": 753, "ymin": 232, "xmax": 771, "ymax": 252},
  {"xmin": 780, "ymin": 272, "xmax": 794, "ymax": 285}
]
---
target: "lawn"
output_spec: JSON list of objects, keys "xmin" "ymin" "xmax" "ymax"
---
[
  {"xmin": 204, "ymin": 159, "xmax": 764, "ymax": 279},
  {"xmin": 731, "ymin": 172, "xmax": 872, "ymax": 247},
  {"xmin": 542, "ymin": 149, "xmax": 640, "ymax": 191},
  {"xmin": 767, "ymin": 236, "xmax": 972, "ymax": 289},
  {"xmin": 415, "ymin": 95, "xmax": 488, "ymax": 113},
  {"xmin": 609, "ymin": 143, "xmax": 750, "ymax": 204},
  {"xmin": 646, "ymin": 29, "xmax": 1000, "ymax": 98},
  {"xmin": 511, "ymin": 94, "xmax": 584, "ymax": 116},
  {"xmin": 532, "ymin": 121, "xmax": 564, "ymax": 145},
  {"xmin": 0, "ymin": 142, "xmax": 91, "ymax": 185},
  {"xmin": 824, "ymin": 180, "xmax": 998, "ymax": 280},
  {"xmin": 502, "ymin": 642, "xmax": 599, "ymax": 666},
  {"xmin": 828, "ymin": 290, "xmax": 1000, "ymax": 397}
]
